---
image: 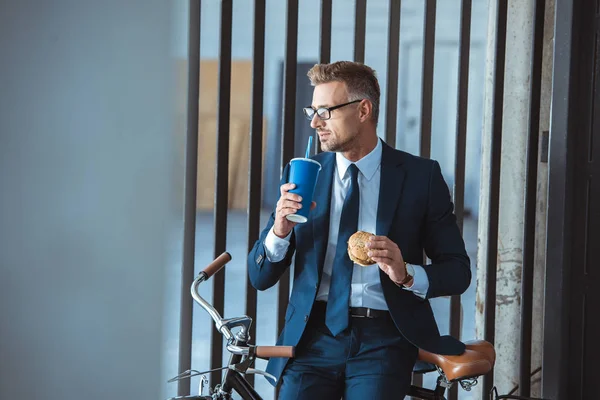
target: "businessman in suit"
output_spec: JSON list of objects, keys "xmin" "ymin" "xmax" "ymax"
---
[{"xmin": 247, "ymin": 61, "xmax": 471, "ymax": 399}]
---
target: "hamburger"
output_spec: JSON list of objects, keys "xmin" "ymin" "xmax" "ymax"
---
[{"xmin": 347, "ymin": 231, "xmax": 376, "ymax": 266}]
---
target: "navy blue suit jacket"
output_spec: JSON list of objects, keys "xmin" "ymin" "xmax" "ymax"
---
[{"xmin": 247, "ymin": 140, "xmax": 471, "ymax": 385}]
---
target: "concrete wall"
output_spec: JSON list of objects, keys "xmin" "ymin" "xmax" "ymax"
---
[{"xmin": 475, "ymin": 0, "xmax": 553, "ymax": 396}]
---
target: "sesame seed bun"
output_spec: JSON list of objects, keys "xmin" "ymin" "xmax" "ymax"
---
[{"xmin": 347, "ymin": 231, "xmax": 376, "ymax": 266}]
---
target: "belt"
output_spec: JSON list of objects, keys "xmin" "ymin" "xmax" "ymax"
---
[
  {"xmin": 349, "ymin": 306, "xmax": 389, "ymax": 318},
  {"xmin": 313, "ymin": 301, "xmax": 389, "ymax": 319}
]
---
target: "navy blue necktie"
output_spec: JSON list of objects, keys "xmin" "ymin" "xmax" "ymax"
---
[{"xmin": 326, "ymin": 163, "xmax": 360, "ymax": 336}]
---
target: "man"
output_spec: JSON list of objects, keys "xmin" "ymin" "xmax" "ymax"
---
[{"xmin": 247, "ymin": 61, "xmax": 470, "ymax": 399}]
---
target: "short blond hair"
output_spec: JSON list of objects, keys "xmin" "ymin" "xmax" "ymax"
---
[{"xmin": 307, "ymin": 61, "xmax": 381, "ymax": 124}]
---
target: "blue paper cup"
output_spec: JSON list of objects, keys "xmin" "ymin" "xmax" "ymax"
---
[{"xmin": 286, "ymin": 158, "xmax": 322, "ymax": 223}]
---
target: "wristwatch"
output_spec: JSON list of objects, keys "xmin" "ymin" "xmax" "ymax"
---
[{"xmin": 398, "ymin": 262, "xmax": 415, "ymax": 286}]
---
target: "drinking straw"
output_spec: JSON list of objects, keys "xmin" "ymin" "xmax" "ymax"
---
[{"xmin": 305, "ymin": 135, "xmax": 313, "ymax": 158}]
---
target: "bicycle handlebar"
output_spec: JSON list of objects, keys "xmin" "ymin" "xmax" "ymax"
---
[
  {"xmin": 255, "ymin": 346, "xmax": 295, "ymax": 359},
  {"xmin": 202, "ymin": 251, "xmax": 232, "ymax": 278},
  {"xmin": 191, "ymin": 252, "xmax": 295, "ymax": 359}
]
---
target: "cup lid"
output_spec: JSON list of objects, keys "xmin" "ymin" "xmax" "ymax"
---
[{"xmin": 290, "ymin": 158, "xmax": 322, "ymax": 169}]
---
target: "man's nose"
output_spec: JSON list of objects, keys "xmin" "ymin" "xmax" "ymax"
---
[{"xmin": 310, "ymin": 114, "xmax": 323, "ymax": 130}]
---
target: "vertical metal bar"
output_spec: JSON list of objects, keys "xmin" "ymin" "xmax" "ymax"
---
[
  {"xmin": 483, "ymin": 0, "xmax": 508, "ymax": 395},
  {"xmin": 520, "ymin": 0, "xmax": 546, "ymax": 396},
  {"xmin": 420, "ymin": 0, "xmax": 436, "ymax": 159},
  {"xmin": 413, "ymin": 2, "xmax": 436, "ymax": 392},
  {"xmin": 413, "ymin": 0, "xmax": 435, "ymax": 377},
  {"xmin": 414, "ymin": 11, "xmax": 437, "ymax": 375},
  {"xmin": 245, "ymin": 0, "xmax": 266, "ymax": 388},
  {"xmin": 177, "ymin": 0, "xmax": 200, "ymax": 396},
  {"xmin": 319, "ymin": 0, "xmax": 332, "ymax": 64},
  {"xmin": 317, "ymin": 0, "xmax": 332, "ymax": 155},
  {"xmin": 542, "ymin": 0, "xmax": 576, "ymax": 396},
  {"xmin": 211, "ymin": 0, "xmax": 233, "ymax": 387},
  {"xmin": 453, "ymin": 1, "xmax": 472, "ymax": 235},
  {"xmin": 384, "ymin": 0, "xmax": 401, "ymax": 147},
  {"xmin": 448, "ymin": 1, "xmax": 472, "ymax": 399},
  {"xmin": 354, "ymin": 0, "xmax": 367, "ymax": 63},
  {"xmin": 278, "ymin": 0, "xmax": 298, "ymax": 343}
]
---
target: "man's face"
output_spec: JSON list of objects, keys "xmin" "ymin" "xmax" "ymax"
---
[{"xmin": 310, "ymin": 81, "xmax": 361, "ymax": 153}]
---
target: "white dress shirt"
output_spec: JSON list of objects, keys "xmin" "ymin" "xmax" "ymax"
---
[{"xmin": 264, "ymin": 139, "xmax": 429, "ymax": 308}]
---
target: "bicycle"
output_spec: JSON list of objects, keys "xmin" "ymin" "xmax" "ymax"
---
[{"xmin": 167, "ymin": 253, "xmax": 550, "ymax": 400}]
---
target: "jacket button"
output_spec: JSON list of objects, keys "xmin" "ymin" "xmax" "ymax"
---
[{"xmin": 304, "ymin": 315, "xmax": 309, "ymax": 322}]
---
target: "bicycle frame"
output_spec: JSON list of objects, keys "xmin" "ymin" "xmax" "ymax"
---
[
  {"xmin": 169, "ymin": 342, "xmax": 262, "ymax": 400},
  {"xmin": 169, "ymin": 252, "xmax": 288, "ymax": 400},
  {"xmin": 215, "ymin": 338, "xmax": 263, "ymax": 400},
  {"xmin": 406, "ymin": 377, "xmax": 449, "ymax": 400}
]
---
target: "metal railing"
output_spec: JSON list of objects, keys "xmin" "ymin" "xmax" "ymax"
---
[{"xmin": 177, "ymin": 1, "xmax": 549, "ymax": 399}]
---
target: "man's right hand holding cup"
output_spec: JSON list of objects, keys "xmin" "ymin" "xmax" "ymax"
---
[{"xmin": 274, "ymin": 183, "xmax": 317, "ymax": 238}]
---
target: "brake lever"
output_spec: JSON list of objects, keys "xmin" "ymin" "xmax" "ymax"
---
[
  {"xmin": 227, "ymin": 357, "xmax": 276, "ymax": 383},
  {"xmin": 230, "ymin": 353, "xmax": 254, "ymax": 375},
  {"xmin": 245, "ymin": 368, "xmax": 276, "ymax": 382}
]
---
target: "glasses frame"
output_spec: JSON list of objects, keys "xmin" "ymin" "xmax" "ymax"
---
[{"xmin": 302, "ymin": 99, "xmax": 363, "ymax": 121}]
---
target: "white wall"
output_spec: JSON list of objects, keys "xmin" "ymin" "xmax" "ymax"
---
[{"xmin": 0, "ymin": 1, "xmax": 176, "ymax": 399}]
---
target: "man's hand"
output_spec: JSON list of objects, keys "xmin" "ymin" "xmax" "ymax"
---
[
  {"xmin": 273, "ymin": 183, "xmax": 316, "ymax": 238},
  {"xmin": 366, "ymin": 235, "xmax": 407, "ymax": 285}
]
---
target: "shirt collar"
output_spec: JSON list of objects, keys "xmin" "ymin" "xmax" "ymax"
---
[{"xmin": 336, "ymin": 138, "xmax": 382, "ymax": 181}]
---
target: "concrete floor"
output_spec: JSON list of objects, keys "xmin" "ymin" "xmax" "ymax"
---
[{"xmin": 162, "ymin": 210, "xmax": 479, "ymax": 400}]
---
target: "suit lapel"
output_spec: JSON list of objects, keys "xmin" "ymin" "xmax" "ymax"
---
[
  {"xmin": 312, "ymin": 153, "xmax": 335, "ymax": 273},
  {"xmin": 376, "ymin": 142, "xmax": 406, "ymax": 236}
]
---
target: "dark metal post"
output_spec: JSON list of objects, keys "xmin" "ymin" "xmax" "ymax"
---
[
  {"xmin": 319, "ymin": 0, "xmax": 332, "ymax": 64},
  {"xmin": 211, "ymin": 0, "xmax": 233, "ymax": 386},
  {"xmin": 542, "ymin": 0, "xmax": 576, "ymax": 398},
  {"xmin": 317, "ymin": 0, "xmax": 333, "ymax": 154},
  {"xmin": 245, "ymin": 0, "xmax": 266, "ymax": 388},
  {"xmin": 452, "ymin": 0, "xmax": 472, "ymax": 239},
  {"xmin": 177, "ymin": 0, "xmax": 200, "ymax": 395},
  {"xmin": 384, "ymin": 0, "xmax": 401, "ymax": 147},
  {"xmin": 420, "ymin": 0, "xmax": 436, "ymax": 159},
  {"xmin": 354, "ymin": 0, "xmax": 367, "ymax": 63},
  {"xmin": 413, "ymin": 1, "xmax": 437, "ymax": 392},
  {"xmin": 449, "ymin": 1, "xmax": 472, "ymax": 399},
  {"xmin": 519, "ymin": 0, "xmax": 546, "ymax": 396},
  {"xmin": 278, "ymin": 0, "xmax": 299, "ymax": 346},
  {"xmin": 483, "ymin": 0, "xmax": 508, "ymax": 395}
]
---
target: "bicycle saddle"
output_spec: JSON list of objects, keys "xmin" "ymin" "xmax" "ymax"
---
[{"xmin": 417, "ymin": 340, "xmax": 495, "ymax": 382}]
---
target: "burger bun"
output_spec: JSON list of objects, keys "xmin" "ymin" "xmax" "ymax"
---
[{"xmin": 347, "ymin": 231, "xmax": 376, "ymax": 266}]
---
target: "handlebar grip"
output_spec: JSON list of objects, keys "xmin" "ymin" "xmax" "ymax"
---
[
  {"xmin": 202, "ymin": 252, "xmax": 232, "ymax": 278},
  {"xmin": 255, "ymin": 346, "xmax": 295, "ymax": 359}
]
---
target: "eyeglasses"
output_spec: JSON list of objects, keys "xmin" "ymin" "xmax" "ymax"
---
[{"xmin": 302, "ymin": 99, "xmax": 363, "ymax": 121}]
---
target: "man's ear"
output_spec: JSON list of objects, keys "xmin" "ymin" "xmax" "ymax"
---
[{"xmin": 358, "ymin": 99, "xmax": 372, "ymax": 123}]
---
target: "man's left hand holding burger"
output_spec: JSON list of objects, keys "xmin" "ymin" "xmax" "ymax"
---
[{"xmin": 367, "ymin": 236, "xmax": 414, "ymax": 288}]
